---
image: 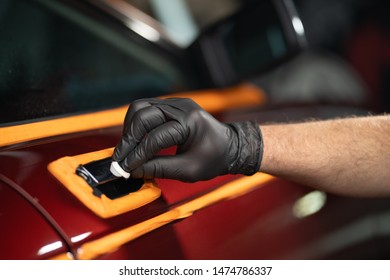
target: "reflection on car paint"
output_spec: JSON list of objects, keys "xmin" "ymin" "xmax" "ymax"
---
[
  {"xmin": 37, "ymin": 241, "xmax": 63, "ymax": 256},
  {"xmin": 71, "ymin": 232, "xmax": 92, "ymax": 243},
  {"xmin": 292, "ymin": 191, "xmax": 327, "ymax": 219}
]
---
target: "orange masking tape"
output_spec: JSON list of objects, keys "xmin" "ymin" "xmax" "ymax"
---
[
  {"xmin": 0, "ymin": 106, "xmax": 127, "ymax": 148},
  {"xmin": 48, "ymin": 148, "xmax": 161, "ymax": 218},
  {"xmin": 50, "ymin": 172, "xmax": 274, "ymax": 260},
  {"xmin": 163, "ymin": 83, "xmax": 266, "ymax": 113},
  {"xmin": 0, "ymin": 83, "xmax": 265, "ymax": 147}
]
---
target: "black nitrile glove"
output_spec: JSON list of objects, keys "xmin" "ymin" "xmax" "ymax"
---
[{"xmin": 113, "ymin": 98, "xmax": 263, "ymax": 182}]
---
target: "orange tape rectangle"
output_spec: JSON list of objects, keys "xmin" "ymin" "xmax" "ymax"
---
[{"xmin": 48, "ymin": 148, "xmax": 161, "ymax": 218}]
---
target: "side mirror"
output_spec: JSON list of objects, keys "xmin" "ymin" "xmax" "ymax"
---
[{"xmin": 190, "ymin": 0, "xmax": 306, "ymax": 87}]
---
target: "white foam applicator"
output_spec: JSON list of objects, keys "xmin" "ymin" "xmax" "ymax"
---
[{"xmin": 110, "ymin": 161, "xmax": 130, "ymax": 179}]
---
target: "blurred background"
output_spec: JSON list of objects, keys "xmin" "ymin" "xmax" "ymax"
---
[
  {"xmin": 295, "ymin": 0, "xmax": 390, "ymax": 112},
  {"xmin": 127, "ymin": 0, "xmax": 390, "ymax": 112},
  {"xmin": 1, "ymin": 0, "xmax": 389, "ymax": 122}
]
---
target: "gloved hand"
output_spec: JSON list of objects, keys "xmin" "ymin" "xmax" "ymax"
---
[{"xmin": 112, "ymin": 98, "xmax": 263, "ymax": 182}]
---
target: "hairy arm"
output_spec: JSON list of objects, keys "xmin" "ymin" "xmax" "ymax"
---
[
  {"xmin": 260, "ymin": 115, "xmax": 390, "ymax": 197},
  {"xmin": 114, "ymin": 98, "xmax": 390, "ymax": 197}
]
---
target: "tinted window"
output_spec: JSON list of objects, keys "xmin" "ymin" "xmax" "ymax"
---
[{"xmin": 0, "ymin": 0, "xmax": 196, "ymax": 125}]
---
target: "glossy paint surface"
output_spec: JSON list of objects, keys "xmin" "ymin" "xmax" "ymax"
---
[
  {"xmin": 0, "ymin": 126, "xmax": 241, "ymax": 259},
  {"xmin": 0, "ymin": 179, "xmax": 67, "ymax": 259},
  {"xmin": 2, "ymin": 107, "xmax": 390, "ymax": 259}
]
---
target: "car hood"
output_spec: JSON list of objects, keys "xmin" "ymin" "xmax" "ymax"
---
[
  {"xmin": 0, "ymin": 85, "xmax": 272, "ymax": 259},
  {"xmin": 0, "ymin": 172, "xmax": 70, "ymax": 259},
  {"xmin": 0, "ymin": 125, "xmax": 257, "ymax": 257},
  {"xmin": 3, "ymin": 101, "xmax": 388, "ymax": 260}
]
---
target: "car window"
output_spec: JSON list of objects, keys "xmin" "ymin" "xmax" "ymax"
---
[{"xmin": 0, "ymin": 0, "xmax": 198, "ymax": 125}]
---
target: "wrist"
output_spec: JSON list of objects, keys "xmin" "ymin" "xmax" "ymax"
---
[{"xmin": 227, "ymin": 121, "xmax": 263, "ymax": 175}]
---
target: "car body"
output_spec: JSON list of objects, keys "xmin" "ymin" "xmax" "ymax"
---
[{"xmin": 1, "ymin": 0, "xmax": 390, "ymax": 260}]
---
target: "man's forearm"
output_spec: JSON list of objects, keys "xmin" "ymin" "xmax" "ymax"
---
[
  {"xmin": 260, "ymin": 115, "xmax": 390, "ymax": 197},
  {"xmin": 114, "ymin": 98, "xmax": 390, "ymax": 196}
]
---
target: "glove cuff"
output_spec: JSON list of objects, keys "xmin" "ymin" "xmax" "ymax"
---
[{"xmin": 228, "ymin": 121, "xmax": 263, "ymax": 175}]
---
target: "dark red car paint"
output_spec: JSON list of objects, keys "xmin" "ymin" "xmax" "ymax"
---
[
  {"xmin": 2, "ymin": 113, "xmax": 389, "ymax": 260},
  {"xmin": 0, "ymin": 123, "xmax": 302, "ymax": 259},
  {"xmin": 0, "ymin": 178, "xmax": 67, "ymax": 259}
]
